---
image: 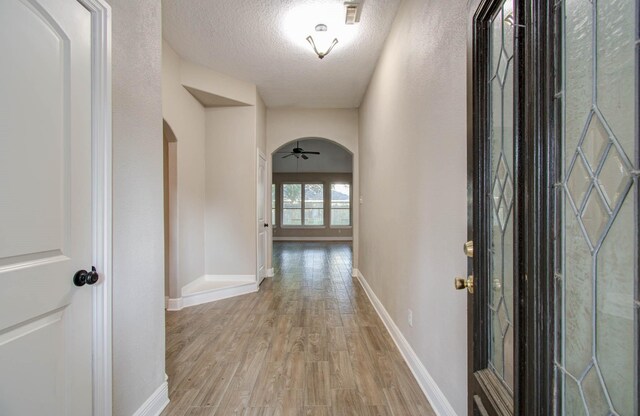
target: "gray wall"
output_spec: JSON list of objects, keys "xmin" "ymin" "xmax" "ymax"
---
[
  {"xmin": 358, "ymin": 0, "xmax": 470, "ymax": 414},
  {"xmin": 273, "ymin": 172, "xmax": 353, "ymax": 240},
  {"xmin": 109, "ymin": 0, "xmax": 166, "ymax": 414}
]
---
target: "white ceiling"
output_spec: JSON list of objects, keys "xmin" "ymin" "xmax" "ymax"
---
[
  {"xmin": 162, "ymin": 0, "xmax": 402, "ymax": 108},
  {"xmin": 273, "ymin": 139, "xmax": 353, "ymax": 173}
]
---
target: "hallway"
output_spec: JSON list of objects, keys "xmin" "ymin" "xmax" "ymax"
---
[{"xmin": 162, "ymin": 242, "xmax": 435, "ymax": 416}]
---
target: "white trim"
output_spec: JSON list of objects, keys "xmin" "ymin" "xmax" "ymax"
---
[
  {"xmin": 273, "ymin": 236, "xmax": 353, "ymax": 242},
  {"xmin": 132, "ymin": 381, "xmax": 169, "ymax": 416},
  {"xmin": 351, "ymin": 268, "xmax": 358, "ymax": 277},
  {"xmin": 280, "ymin": 226, "xmax": 327, "ymax": 229},
  {"xmin": 166, "ymin": 297, "xmax": 183, "ymax": 311},
  {"xmin": 166, "ymin": 275, "xmax": 259, "ymax": 311},
  {"xmin": 78, "ymin": 0, "xmax": 112, "ymax": 415},
  {"xmin": 354, "ymin": 269, "xmax": 457, "ymax": 416},
  {"xmin": 257, "ymin": 149, "xmax": 267, "ymax": 284},
  {"xmin": 266, "ymin": 268, "xmax": 274, "ymax": 277}
]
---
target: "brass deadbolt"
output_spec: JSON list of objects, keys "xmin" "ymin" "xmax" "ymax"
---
[{"xmin": 463, "ymin": 241, "xmax": 474, "ymax": 258}]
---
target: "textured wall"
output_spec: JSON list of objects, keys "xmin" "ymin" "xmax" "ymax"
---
[
  {"xmin": 162, "ymin": 41, "xmax": 207, "ymax": 297},
  {"xmin": 109, "ymin": 0, "xmax": 166, "ymax": 414},
  {"xmin": 205, "ymin": 107, "xmax": 258, "ymax": 276},
  {"xmin": 358, "ymin": 0, "xmax": 469, "ymax": 414}
]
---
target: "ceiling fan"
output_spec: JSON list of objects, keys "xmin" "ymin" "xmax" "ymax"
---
[{"xmin": 279, "ymin": 141, "xmax": 320, "ymax": 160}]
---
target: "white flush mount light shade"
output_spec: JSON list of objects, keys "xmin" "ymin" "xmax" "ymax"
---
[{"xmin": 282, "ymin": 3, "xmax": 359, "ymax": 54}]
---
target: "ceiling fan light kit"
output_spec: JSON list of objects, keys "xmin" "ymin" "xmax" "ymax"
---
[{"xmin": 280, "ymin": 141, "xmax": 321, "ymax": 159}]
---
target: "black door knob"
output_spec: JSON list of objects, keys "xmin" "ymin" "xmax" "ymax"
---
[
  {"xmin": 264, "ymin": 223, "xmax": 269, "ymax": 228},
  {"xmin": 74, "ymin": 266, "xmax": 99, "ymax": 287}
]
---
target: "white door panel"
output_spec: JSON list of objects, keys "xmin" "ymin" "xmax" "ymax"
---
[
  {"xmin": 257, "ymin": 153, "xmax": 266, "ymax": 282},
  {"xmin": 0, "ymin": 0, "xmax": 93, "ymax": 414}
]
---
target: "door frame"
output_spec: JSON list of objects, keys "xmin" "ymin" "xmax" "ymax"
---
[
  {"xmin": 521, "ymin": 0, "xmax": 555, "ymax": 414},
  {"xmin": 77, "ymin": 0, "xmax": 113, "ymax": 414},
  {"xmin": 257, "ymin": 149, "xmax": 268, "ymax": 283},
  {"xmin": 467, "ymin": 0, "xmax": 556, "ymax": 414}
]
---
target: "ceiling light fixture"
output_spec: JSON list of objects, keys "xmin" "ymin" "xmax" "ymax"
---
[{"xmin": 306, "ymin": 24, "xmax": 338, "ymax": 59}]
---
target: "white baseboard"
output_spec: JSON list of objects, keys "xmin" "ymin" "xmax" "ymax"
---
[
  {"xmin": 272, "ymin": 236, "xmax": 353, "ymax": 241},
  {"xmin": 355, "ymin": 270, "xmax": 457, "ymax": 416},
  {"xmin": 266, "ymin": 268, "xmax": 274, "ymax": 277},
  {"xmin": 166, "ymin": 297, "xmax": 183, "ymax": 311},
  {"xmin": 351, "ymin": 268, "xmax": 358, "ymax": 277},
  {"xmin": 165, "ymin": 275, "xmax": 258, "ymax": 311},
  {"xmin": 132, "ymin": 380, "xmax": 169, "ymax": 416}
]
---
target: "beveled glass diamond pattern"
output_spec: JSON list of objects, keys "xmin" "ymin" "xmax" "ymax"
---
[
  {"xmin": 567, "ymin": 156, "xmax": 592, "ymax": 209},
  {"xmin": 496, "ymin": 49, "xmax": 510, "ymax": 86},
  {"xmin": 503, "ymin": 175, "xmax": 513, "ymax": 207},
  {"xmin": 493, "ymin": 178, "xmax": 502, "ymax": 209},
  {"xmin": 492, "ymin": 155, "xmax": 513, "ymax": 232},
  {"xmin": 557, "ymin": 0, "xmax": 638, "ymax": 413},
  {"xmin": 598, "ymin": 146, "xmax": 630, "ymax": 209},
  {"xmin": 497, "ymin": 200, "xmax": 506, "ymax": 229},
  {"xmin": 581, "ymin": 189, "xmax": 609, "ymax": 247},
  {"xmin": 581, "ymin": 366, "xmax": 611, "ymax": 415},
  {"xmin": 488, "ymin": 0, "xmax": 517, "ymax": 393},
  {"xmin": 497, "ymin": 156, "xmax": 507, "ymax": 184},
  {"xmin": 580, "ymin": 115, "xmax": 610, "ymax": 171},
  {"xmin": 497, "ymin": 300, "xmax": 509, "ymax": 337}
]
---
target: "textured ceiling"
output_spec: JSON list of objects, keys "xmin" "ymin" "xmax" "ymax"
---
[{"xmin": 162, "ymin": 0, "xmax": 402, "ymax": 108}]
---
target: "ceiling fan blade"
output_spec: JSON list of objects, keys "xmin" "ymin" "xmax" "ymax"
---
[
  {"xmin": 282, "ymin": 153, "xmax": 295, "ymax": 158},
  {"xmin": 301, "ymin": 154, "xmax": 309, "ymax": 160},
  {"xmin": 301, "ymin": 151, "xmax": 320, "ymax": 155}
]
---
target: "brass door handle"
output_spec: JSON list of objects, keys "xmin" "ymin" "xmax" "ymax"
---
[
  {"xmin": 463, "ymin": 241, "xmax": 473, "ymax": 257},
  {"xmin": 454, "ymin": 275, "xmax": 474, "ymax": 293}
]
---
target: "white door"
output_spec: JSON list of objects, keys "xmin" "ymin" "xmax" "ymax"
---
[
  {"xmin": 257, "ymin": 152, "xmax": 267, "ymax": 283},
  {"xmin": 0, "ymin": 0, "xmax": 94, "ymax": 415}
]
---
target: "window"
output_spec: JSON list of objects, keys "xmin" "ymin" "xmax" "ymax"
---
[
  {"xmin": 282, "ymin": 184, "xmax": 302, "ymax": 226},
  {"xmin": 331, "ymin": 183, "xmax": 351, "ymax": 226},
  {"xmin": 271, "ymin": 184, "xmax": 276, "ymax": 227},
  {"xmin": 304, "ymin": 184, "xmax": 324, "ymax": 226},
  {"xmin": 281, "ymin": 183, "xmax": 325, "ymax": 227}
]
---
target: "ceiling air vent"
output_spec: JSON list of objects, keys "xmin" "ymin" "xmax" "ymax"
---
[{"xmin": 344, "ymin": 2, "xmax": 361, "ymax": 24}]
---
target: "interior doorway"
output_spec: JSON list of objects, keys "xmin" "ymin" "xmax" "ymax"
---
[
  {"xmin": 270, "ymin": 138, "xmax": 355, "ymax": 268},
  {"xmin": 163, "ymin": 120, "xmax": 178, "ymax": 302}
]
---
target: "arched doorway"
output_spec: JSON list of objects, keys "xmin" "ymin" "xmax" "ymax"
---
[{"xmin": 270, "ymin": 137, "xmax": 355, "ymax": 272}]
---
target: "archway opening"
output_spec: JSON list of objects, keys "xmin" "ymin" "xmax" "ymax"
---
[{"xmin": 270, "ymin": 137, "xmax": 354, "ymax": 249}]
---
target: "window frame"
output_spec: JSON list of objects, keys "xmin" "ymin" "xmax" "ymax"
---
[
  {"xmin": 271, "ymin": 183, "xmax": 276, "ymax": 228},
  {"xmin": 329, "ymin": 182, "xmax": 352, "ymax": 228},
  {"xmin": 280, "ymin": 182, "xmax": 326, "ymax": 229}
]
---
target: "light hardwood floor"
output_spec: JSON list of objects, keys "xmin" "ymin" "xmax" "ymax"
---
[{"xmin": 161, "ymin": 242, "xmax": 435, "ymax": 416}]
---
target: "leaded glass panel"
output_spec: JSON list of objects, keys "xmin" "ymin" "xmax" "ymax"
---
[
  {"xmin": 488, "ymin": 0, "xmax": 515, "ymax": 392},
  {"xmin": 556, "ymin": 0, "xmax": 638, "ymax": 414}
]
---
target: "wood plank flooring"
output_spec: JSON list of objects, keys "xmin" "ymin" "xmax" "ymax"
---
[{"xmin": 161, "ymin": 242, "xmax": 435, "ymax": 416}]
